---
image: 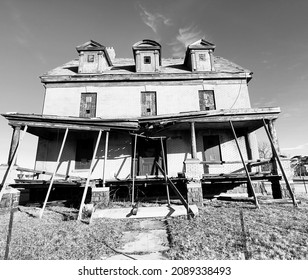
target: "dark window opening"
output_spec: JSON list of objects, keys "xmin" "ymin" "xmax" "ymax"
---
[
  {"xmin": 87, "ymin": 55, "xmax": 95, "ymax": 63},
  {"xmin": 144, "ymin": 56, "xmax": 151, "ymax": 64},
  {"xmin": 75, "ymin": 138, "xmax": 94, "ymax": 169},
  {"xmin": 203, "ymin": 135, "xmax": 222, "ymax": 162},
  {"xmin": 199, "ymin": 90, "xmax": 215, "ymax": 111}
]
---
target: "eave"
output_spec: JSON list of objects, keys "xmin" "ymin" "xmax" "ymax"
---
[{"xmin": 40, "ymin": 72, "xmax": 252, "ymax": 84}]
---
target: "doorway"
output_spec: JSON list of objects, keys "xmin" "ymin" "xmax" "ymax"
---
[{"xmin": 133, "ymin": 137, "xmax": 167, "ymax": 176}]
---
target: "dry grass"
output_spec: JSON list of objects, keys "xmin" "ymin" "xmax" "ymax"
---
[
  {"xmin": 166, "ymin": 195, "xmax": 308, "ymax": 260},
  {"xmin": 0, "ymin": 206, "xmax": 125, "ymax": 260},
  {"xmin": 1, "ymin": 196, "xmax": 308, "ymax": 260}
]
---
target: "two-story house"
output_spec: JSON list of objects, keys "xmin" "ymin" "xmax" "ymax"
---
[{"xmin": 3, "ymin": 38, "xmax": 291, "ymax": 209}]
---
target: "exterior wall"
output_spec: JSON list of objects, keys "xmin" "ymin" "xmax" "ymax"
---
[
  {"xmin": 35, "ymin": 132, "xmax": 132, "ymax": 180},
  {"xmin": 42, "ymin": 80, "xmax": 251, "ymax": 118}
]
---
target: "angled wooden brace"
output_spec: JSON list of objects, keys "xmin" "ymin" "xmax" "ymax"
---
[
  {"xmin": 78, "ymin": 129, "xmax": 103, "ymax": 220},
  {"xmin": 0, "ymin": 125, "xmax": 28, "ymax": 202},
  {"xmin": 40, "ymin": 128, "xmax": 69, "ymax": 219},
  {"xmin": 262, "ymin": 119, "xmax": 298, "ymax": 207},
  {"xmin": 229, "ymin": 120, "xmax": 260, "ymax": 208}
]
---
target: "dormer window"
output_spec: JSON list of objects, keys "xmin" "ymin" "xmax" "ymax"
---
[
  {"xmin": 132, "ymin": 39, "xmax": 161, "ymax": 73},
  {"xmin": 184, "ymin": 39, "xmax": 215, "ymax": 72},
  {"xmin": 76, "ymin": 40, "xmax": 113, "ymax": 73}
]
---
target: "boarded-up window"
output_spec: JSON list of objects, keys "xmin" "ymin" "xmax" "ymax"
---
[
  {"xmin": 80, "ymin": 93, "xmax": 97, "ymax": 118},
  {"xmin": 203, "ymin": 135, "xmax": 222, "ymax": 162},
  {"xmin": 75, "ymin": 138, "xmax": 94, "ymax": 169},
  {"xmin": 141, "ymin": 91, "xmax": 157, "ymax": 116},
  {"xmin": 199, "ymin": 90, "xmax": 215, "ymax": 111}
]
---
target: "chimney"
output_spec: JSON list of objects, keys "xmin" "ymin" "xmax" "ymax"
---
[{"xmin": 106, "ymin": 47, "xmax": 116, "ymax": 62}]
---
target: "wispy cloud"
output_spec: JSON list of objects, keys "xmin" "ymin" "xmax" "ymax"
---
[
  {"xmin": 282, "ymin": 142, "xmax": 308, "ymax": 151},
  {"xmin": 169, "ymin": 24, "xmax": 205, "ymax": 57},
  {"xmin": 138, "ymin": 4, "xmax": 172, "ymax": 34}
]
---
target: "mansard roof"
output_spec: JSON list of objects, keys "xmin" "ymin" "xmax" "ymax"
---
[{"xmin": 41, "ymin": 39, "xmax": 252, "ymax": 82}]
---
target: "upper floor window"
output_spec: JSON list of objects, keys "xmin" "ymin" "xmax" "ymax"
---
[
  {"xmin": 141, "ymin": 91, "xmax": 157, "ymax": 116},
  {"xmin": 80, "ymin": 92, "xmax": 97, "ymax": 118},
  {"xmin": 199, "ymin": 90, "xmax": 215, "ymax": 111}
]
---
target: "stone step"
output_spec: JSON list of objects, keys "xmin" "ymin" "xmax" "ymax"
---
[{"xmin": 119, "ymin": 229, "xmax": 169, "ymax": 254}]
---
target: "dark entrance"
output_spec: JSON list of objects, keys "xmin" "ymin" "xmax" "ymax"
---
[{"xmin": 134, "ymin": 137, "xmax": 166, "ymax": 176}]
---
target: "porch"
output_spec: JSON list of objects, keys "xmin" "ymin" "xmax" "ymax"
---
[{"xmin": 0, "ymin": 107, "xmax": 298, "ymax": 219}]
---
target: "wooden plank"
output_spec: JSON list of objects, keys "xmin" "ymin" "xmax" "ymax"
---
[
  {"xmin": 102, "ymin": 131, "xmax": 109, "ymax": 187},
  {"xmin": 155, "ymin": 162, "xmax": 195, "ymax": 218},
  {"xmin": 131, "ymin": 134, "xmax": 137, "ymax": 206},
  {"xmin": 8, "ymin": 126, "xmax": 21, "ymax": 165},
  {"xmin": 160, "ymin": 137, "xmax": 170, "ymax": 206},
  {"xmin": 229, "ymin": 121, "xmax": 259, "ymax": 208},
  {"xmin": 16, "ymin": 167, "xmax": 84, "ymax": 180},
  {"xmin": 39, "ymin": 128, "xmax": 69, "ymax": 219},
  {"xmin": 262, "ymin": 119, "xmax": 298, "ymax": 207},
  {"xmin": 77, "ymin": 130, "xmax": 102, "ymax": 221}
]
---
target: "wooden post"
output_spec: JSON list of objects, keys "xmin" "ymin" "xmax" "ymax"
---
[
  {"xmin": 262, "ymin": 119, "xmax": 298, "ymax": 207},
  {"xmin": 102, "ymin": 131, "xmax": 109, "ymax": 187},
  {"xmin": 230, "ymin": 121, "xmax": 259, "ymax": 208},
  {"xmin": 39, "ymin": 128, "xmax": 69, "ymax": 219},
  {"xmin": 0, "ymin": 125, "xmax": 28, "ymax": 202},
  {"xmin": 266, "ymin": 120, "xmax": 282, "ymax": 198},
  {"xmin": 78, "ymin": 130, "xmax": 102, "ymax": 220},
  {"xmin": 8, "ymin": 126, "xmax": 21, "ymax": 165},
  {"xmin": 4, "ymin": 208, "xmax": 17, "ymax": 260},
  {"xmin": 268, "ymin": 120, "xmax": 280, "ymax": 154},
  {"xmin": 160, "ymin": 137, "xmax": 170, "ymax": 206},
  {"xmin": 131, "ymin": 134, "xmax": 137, "ymax": 206},
  {"xmin": 190, "ymin": 122, "xmax": 198, "ymax": 159},
  {"xmin": 244, "ymin": 133, "xmax": 254, "ymax": 197}
]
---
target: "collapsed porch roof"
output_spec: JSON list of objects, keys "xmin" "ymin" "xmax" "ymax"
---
[
  {"xmin": 1, "ymin": 113, "xmax": 140, "ymax": 137},
  {"xmin": 1, "ymin": 107, "xmax": 280, "ymax": 137},
  {"xmin": 139, "ymin": 107, "xmax": 281, "ymax": 134}
]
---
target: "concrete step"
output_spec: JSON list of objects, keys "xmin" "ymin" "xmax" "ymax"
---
[{"xmin": 91, "ymin": 204, "xmax": 198, "ymax": 220}]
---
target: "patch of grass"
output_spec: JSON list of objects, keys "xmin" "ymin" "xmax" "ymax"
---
[
  {"xmin": 166, "ymin": 195, "xmax": 308, "ymax": 260},
  {"xmin": 0, "ymin": 206, "xmax": 125, "ymax": 260}
]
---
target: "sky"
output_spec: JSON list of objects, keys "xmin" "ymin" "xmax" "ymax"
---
[{"xmin": 0, "ymin": 0, "xmax": 308, "ymax": 167}]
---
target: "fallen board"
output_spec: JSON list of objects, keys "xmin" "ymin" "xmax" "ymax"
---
[{"xmin": 91, "ymin": 204, "xmax": 198, "ymax": 220}]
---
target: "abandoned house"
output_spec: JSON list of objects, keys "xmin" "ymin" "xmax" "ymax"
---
[{"xmin": 0, "ymin": 38, "xmax": 297, "ymax": 215}]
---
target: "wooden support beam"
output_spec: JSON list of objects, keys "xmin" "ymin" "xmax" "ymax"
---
[
  {"xmin": 8, "ymin": 126, "xmax": 21, "ymax": 165},
  {"xmin": 102, "ymin": 131, "xmax": 109, "ymax": 187},
  {"xmin": 39, "ymin": 128, "xmax": 69, "ymax": 219},
  {"xmin": 78, "ymin": 130, "xmax": 102, "ymax": 220},
  {"xmin": 262, "ymin": 119, "xmax": 298, "ymax": 207},
  {"xmin": 155, "ymin": 162, "xmax": 195, "ymax": 218},
  {"xmin": 131, "ymin": 134, "xmax": 137, "ymax": 206},
  {"xmin": 160, "ymin": 137, "xmax": 170, "ymax": 206},
  {"xmin": 229, "ymin": 121, "xmax": 259, "ymax": 208},
  {"xmin": 190, "ymin": 122, "xmax": 198, "ymax": 159},
  {"xmin": 244, "ymin": 133, "xmax": 254, "ymax": 197},
  {"xmin": 0, "ymin": 125, "xmax": 28, "ymax": 202}
]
